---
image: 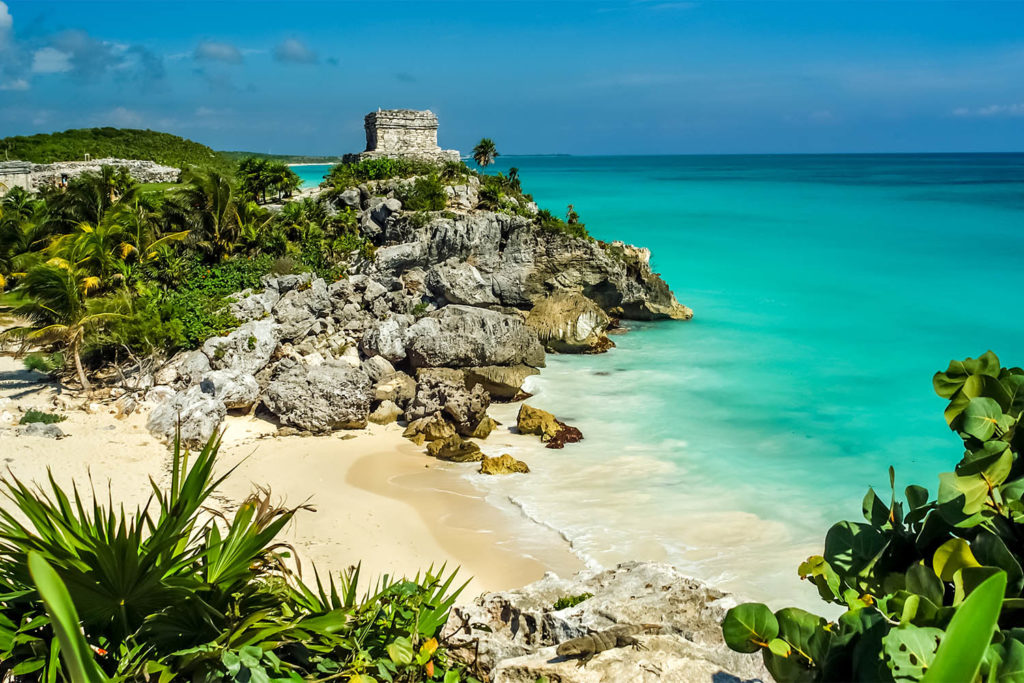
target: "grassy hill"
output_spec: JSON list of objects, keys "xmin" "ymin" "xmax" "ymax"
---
[{"xmin": 0, "ymin": 128, "xmax": 234, "ymax": 172}]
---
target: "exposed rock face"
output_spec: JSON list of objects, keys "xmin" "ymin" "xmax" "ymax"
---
[
  {"xmin": 368, "ymin": 400, "xmax": 402, "ymax": 425},
  {"xmin": 264, "ymin": 361, "xmax": 372, "ymax": 432},
  {"xmin": 464, "ymin": 365, "xmax": 539, "ymax": 400},
  {"xmin": 526, "ymin": 292, "xmax": 614, "ymax": 353},
  {"xmin": 426, "ymin": 434, "xmax": 483, "ymax": 462},
  {"xmin": 403, "ymin": 413, "xmax": 457, "ymax": 442},
  {"xmin": 405, "ymin": 371, "xmax": 490, "ymax": 436},
  {"xmin": 426, "ymin": 260, "xmax": 500, "ymax": 306},
  {"xmin": 199, "ymin": 370, "xmax": 259, "ymax": 410},
  {"xmin": 361, "ymin": 317, "xmax": 411, "ymax": 363},
  {"xmin": 517, "ymin": 403, "xmax": 583, "ymax": 449},
  {"xmin": 202, "ymin": 320, "xmax": 280, "ymax": 375},
  {"xmin": 479, "ymin": 454, "xmax": 529, "ymax": 475},
  {"xmin": 443, "ymin": 562, "xmax": 768, "ymax": 683},
  {"xmin": 146, "ymin": 385, "xmax": 226, "ymax": 447},
  {"xmin": 374, "ymin": 211, "xmax": 691, "ymax": 321},
  {"xmin": 153, "ymin": 349, "xmax": 211, "ymax": 389},
  {"xmin": 406, "ymin": 305, "xmax": 545, "ymax": 369},
  {"xmin": 345, "ymin": 109, "xmax": 460, "ymax": 165},
  {"xmin": 272, "ymin": 278, "xmax": 331, "ymax": 341}
]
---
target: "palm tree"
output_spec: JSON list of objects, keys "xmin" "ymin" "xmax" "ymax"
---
[
  {"xmin": 508, "ymin": 166, "xmax": 521, "ymax": 192},
  {"xmin": 0, "ymin": 262, "xmax": 124, "ymax": 390},
  {"xmin": 172, "ymin": 169, "xmax": 240, "ymax": 262},
  {"xmin": 473, "ymin": 138, "xmax": 499, "ymax": 168}
]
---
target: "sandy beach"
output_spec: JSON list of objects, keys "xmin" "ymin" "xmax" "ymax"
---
[{"xmin": 0, "ymin": 353, "xmax": 582, "ymax": 596}]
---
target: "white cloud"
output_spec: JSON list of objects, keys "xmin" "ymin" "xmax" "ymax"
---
[
  {"xmin": 952, "ymin": 103, "xmax": 1024, "ymax": 118},
  {"xmin": 194, "ymin": 40, "xmax": 242, "ymax": 64},
  {"xmin": 273, "ymin": 38, "xmax": 317, "ymax": 64},
  {"xmin": 101, "ymin": 106, "xmax": 144, "ymax": 127},
  {"xmin": 0, "ymin": 78, "xmax": 28, "ymax": 91},
  {"xmin": 0, "ymin": 2, "xmax": 11, "ymax": 42},
  {"xmin": 32, "ymin": 47, "xmax": 72, "ymax": 73}
]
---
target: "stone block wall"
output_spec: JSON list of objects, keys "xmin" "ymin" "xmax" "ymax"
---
[{"xmin": 345, "ymin": 109, "xmax": 460, "ymax": 164}]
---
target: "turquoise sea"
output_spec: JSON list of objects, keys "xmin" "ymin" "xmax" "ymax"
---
[{"xmin": 304, "ymin": 155, "xmax": 1024, "ymax": 607}]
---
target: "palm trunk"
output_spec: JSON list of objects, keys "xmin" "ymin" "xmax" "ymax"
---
[{"xmin": 72, "ymin": 338, "xmax": 91, "ymax": 391}]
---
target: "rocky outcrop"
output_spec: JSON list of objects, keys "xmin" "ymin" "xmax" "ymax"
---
[
  {"xmin": 526, "ymin": 292, "xmax": 614, "ymax": 353},
  {"xmin": 479, "ymin": 454, "xmax": 529, "ymax": 475},
  {"xmin": 202, "ymin": 320, "xmax": 279, "ymax": 376},
  {"xmin": 405, "ymin": 370, "xmax": 490, "ymax": 436},
  {"xmin": 425, "ymin": 260, "xmax": 500, "ymax": 306},
  {"xmin": 517, "ymin": 403, "xmax": 583, "ymax": 449},
  {"xmin": 153, "ymin": 349, "xmax": 211, "ymax": 389},
  {"xmin": 263, "ymin": 360, "xmax": 372, "ymax": 432},
  {"xmin": 199, "ymin": 369, "xmax": 259, "ymax": 410},
  {"xmin": 463, "ymin": 365, "xmax": 538, "ymax": 400},
  {"xmin": 146, "ymin": 385, "xmax": 226, "ymax": 447},
  {"xmin": 443, "ymin": 562, "xmax": 767, "ymax": 683},
  {"xmin": 426, "ymin": 434, "xmax": 483, "ymax": 462},
  {"xmin": 406, "ymin": 305, "xmax": 545, "ymax": 369}
]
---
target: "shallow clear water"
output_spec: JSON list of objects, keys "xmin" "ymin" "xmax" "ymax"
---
[
  {"xmin": 465, "ymin": 154, "xmax": 1024, "ymax": 608},
  {"xmin": 293, "ymin": 164, "xmax": 332, "ymax": 188}
]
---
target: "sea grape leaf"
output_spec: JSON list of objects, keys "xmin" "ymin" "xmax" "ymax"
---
[
  {"xmin": 722, "ymin": 603, "xmax": 778, "ymax": 653},
  {"xmin": 1003, "ymin": 374, "xmax": 1024, "ymax": 417},
  {"xmin": 972, "ymin": 529, "xmax": 1024, "ymax": 596},
  {"xmin": 933, "ymin": 538, "xmax": 981, "ymax": 583},
  {"xmin": 906, "ymin": 564, "xmax": 944, "ymax": 607},
  {"xmin": 986, "ymin": 629, "xmax": 1024, "ymax": 683},
  {"xmin": 963, "ymin": 374, "xmax": 1012, "ymax": 410},
  {"xmin": 776, "ymin": 607, "xmax": 831, "ymax": 666},
  {"xmin": 964, "ymin": 351, "xmax": 1002, "ymax": 378},
  {"xmin": 945, "ymin": 391, "xmax": 972, "ymax": 426},
  {"xmin": 962, "ymin": 398, "xmax": 1004, "ymax": 441},
  {"xmin": 386, "ymin": 637, "xmax": 413, "ymax": 666},
  {"xmin": 882, "ymin": 625, "xmax": 942, "ymax": 682},
  {"xmin": 938, "ymin": 471, "xmax": 990, "ymax": 518},
  {"xmin": 863, "ymin": 488, "xmax": 891, "ymax": 526},
  {"xmin": 824, "ymin": 521, "xmax": 887, "ymax": 577},
  {"xmin": 954, "ymin": 566, "xmax": 1002, "ymax": 606},
  {"xmin": 923, "ymin": 572, "xmax": 1006, "ymax": 683},
  {"xmin": 768, "ymin": 638, "xmax": 792, "ymax": 657},
  {"xmin": 906, "ymin": 485, "xmax": 929, "ymax": 510},
  {"xmin": 798, "ymin": 555, "xmax": 842, "ymax": 602}
]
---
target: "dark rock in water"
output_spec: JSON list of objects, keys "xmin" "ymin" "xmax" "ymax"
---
[
  {"xmin": 546, "ymin": 423, "xmax": 583, "ymax": 449},
  {"xmin": 479, "ymin": 454, "xmax": 529, "ymax": 475}
]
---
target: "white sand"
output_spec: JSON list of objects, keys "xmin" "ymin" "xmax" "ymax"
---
[{"xmin": 0, "ymin": 353, "xmax": 581, "ymax": 594}]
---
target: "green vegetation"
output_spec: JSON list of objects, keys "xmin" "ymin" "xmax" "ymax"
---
[
  {"xmin": 722, "ymin": 350, "xmax": 1024, "ymax": 683},
  {"xmin": 237, "ymin": 158, "xmax": 302, "ymax": 204},
  {"xmin": 18, "ymin": 408, "xmax": 67, "ymax": 424},
  {"xmin": 219, "ymin": 150, "xmax": 340, "ymax": 165},
  {"xmin": 471, "ymin": 138, "xmax": 498, "ymax": 168},
  {"xmin": 0, "ymin": 128, "xmax": 234, "ymax": 173},
  {"xmin": 396, "ymin": 175, "xmax": 448, "ymax": 211},
  {"xmin": 0, "ymin": 431, "xmax": 477, "ymax": 681},
  {"xmin": 552, "ymin": 592, "xmax": 593, "ymax": 610},
  {"xmin": 536, "ymin": 208, "xmax": 588, "ymax": 239},
  {"xmin": 22, "ymin": 351, "xmax": 63, "ymax": 374},
  {"xmin": 0, "ymin": 158, "xmax": 376, "ymax": 386}
]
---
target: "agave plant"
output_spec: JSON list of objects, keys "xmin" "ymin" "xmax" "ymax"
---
[{"xmin": 0, "ymin": 431, "xmax": 471, "ymax": 681}]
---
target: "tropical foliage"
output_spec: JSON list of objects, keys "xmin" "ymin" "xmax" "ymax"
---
[
  {"xmin": 722, "ymin": 350, "xmax": 1024, "ymax": 682},
  {"xmin": 237, "ymin": 158, "xmax": 302, "ymax": 204},
  {"xmin": 0, "ymin": 432, "xmax": 475, "ymax": 682},
  {"xmin": 471, "ymin": 139, "xmax": 498, "ymax": 169},
  {"xmin": 0, "ymin": 128, "xmax": 234, "ymax": 173}
]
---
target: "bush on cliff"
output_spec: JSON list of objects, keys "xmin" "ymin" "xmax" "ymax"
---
[
  {"xmin": 396, "ymin": 174, "xmax": 448, "ymax": 211},
  {"xmin": 0, "ymin": 431, "xmax": 475, "ymax": 682},
  {"xmin": 723, "ymin": 350, "xmax": 1024, "ymax": 683}
]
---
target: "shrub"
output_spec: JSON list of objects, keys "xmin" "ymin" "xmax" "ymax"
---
[
  {"xmin": 23, "ymin": 351, "xmax": 64, "ymax": 374},
  {"xmin": 722, "ymin": 350, "xmax": 1024, "ymax": 683},
  {"xmin": 326, "ymin": 157, "xmax": 442, "ymax": 188},
  {"xmin": 396, "ymin": 174, "xmax": 448, "ymax": 211},
  {"xmin": 536, "ymin": 209, "xmax": 589, "ymax": 239},
  {"xmin": 19, "ymin": 409, "xmax": 67, "ymax": 425},
  {"xmin": 552, "ymin": 592, "xmax": 593, "ymax": 610},
  {"xmin": 0, "ymin": 431, "xmax": 473, "ymax": 681}
]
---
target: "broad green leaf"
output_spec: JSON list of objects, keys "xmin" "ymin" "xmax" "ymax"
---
[
  {"xmin": 973, "ymin": 529, "xmax": 1024, "ymax": 595},
  {"xmin": 386, "ymin": 636, "xmax": 414, "ymax": 666},
  {"xmin": 722, "ymin": 603, "xmax": 779, "ymax": 653},
  {"xmin": 986, "ymin": 628, "xmax": 1024, "ymax": 683},
  {"xmin": 961, "ymin": 397, "xmax": 1004, "ymax": 441},
  {"xmin": 963, "ymin": 374, "xmax": 1012, "ymax": 410},
  {"xmin": 906, "ymin": 485, "xmax": 929, "ymax": 510},
  {"xmin": 906, "ymin": 564, "xmax": 944, "ymax": 607},
  {"xmin": 938, "ymin": 471, "xmax": 991, "ymax": 518},
  {"xmin": 824, "ymin": 521, "xmax": 887, "ymax": 577},
  {"xmin": 964, "ymin": 351, "xmax": 1001, "ymax": 378},
  {"xmin": 958, "ymin": 441, "xmax": 1013, "ymax": 476},
  {"xmin": 863, "ymin": 488, "xmax": 891, "ymax": 526},
  {"xmin": 1003, "ymin": 374, "xmax": 1024, "ymax": 417},
  {"xmin": 933, "ymin": 538, "xmax": 981, "ymax": 582},
  {"xmin": 776, "ymin": 607, "xmax": 831, "ymax": 665},
  {"xmin": 954, "ymin": 566, "xmax": 1002, "ymax": 605},
  {"xmin": 882, "ymin": 625, "xmax": 942, "ymax": 682},
  {"xmin": 27, "ymin": 553, "xmax": 108, "ymax": 683},
  {"xmin": 923, "ymin": 572, "xmax": 1007, "ymax": 683},
  {"xmin": 768, "ymin": 638, "xmax": 792, "ymax": 657},
  {"xmin": 347, "ymin": 675, "xmax": 377, "ymax": 683}
]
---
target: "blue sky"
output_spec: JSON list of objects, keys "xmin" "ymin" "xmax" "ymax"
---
[{"xmin": 0, "ymin": 1, "xmax": 1023, "ymax": 155}]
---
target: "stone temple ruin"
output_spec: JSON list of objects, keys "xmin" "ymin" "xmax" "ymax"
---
[
  {"xmin": 0, "ymin": 158, "xmax": 180, "ymax": 198},
  {"xmin": 343, "ymin": 109, "xmax": 460, "ymax": 164}
]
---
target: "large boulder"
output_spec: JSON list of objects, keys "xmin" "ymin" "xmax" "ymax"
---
[
  {"xmin": 442, "ymin": 562, "xmax": 768, "ymax": 682},
  {"xmin": 517, "ymin": 403, "xmax": 583, "ymax": 449},
  {"xmin": 264, "ymin": 361, "xmax": 373, "ymax": 432},
  {"xmin": 272, "ymin": 278, "xmax": 331, "ymax": 340},
  {"xmin": 374, "ymin": 371, "xmax": 417, "ymax": 406},
  {"xmin": 146, "ymin": 385, "xmax": 226, "ymax": 447},
  {"xmin": 464, "ymin": 365, "xmax": 539, "ymax": 400},
  {"xmin": 425, "ymin": 260, "xmax": 499, "ymax": 306},
  {"xmin": 405, "ymin": 305, "xmax": 545, "ymax": 369},
  {"xmin": 479, "ymin": 454, "xmax": 529, "ymax": 475},
  {"xmin": 199, "ymin": 370, "xmax": 259, "ymax": 410},
  {"xmin": 403, "ymin": 413, "xmax": 457, "ymax": 442},
  {"xmin": 426, "ymin": 435, "xmax": 483, "ymax": 462},
  {"xmin": 153, "ymin": 349, "xmax": 211, "ymax": 389},
  {"xmin": 202, "ymin": 319, "xmax": 280, "ymax": 375},
  {"xmin": 368, "ymin": 400, "xmax": 402, "ymax": 425},
  {"xmin": 526, "ymin": 292, "xmax": 614, "ymax": 353},
  {"xmin": 361, "ymin": 316, "xmax": 412, "ymax": 364},
  {"xmin": 406, "ymin": 370, "xmax": 490, "ymax": 436}
]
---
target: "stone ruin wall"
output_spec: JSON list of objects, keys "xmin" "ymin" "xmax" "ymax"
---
[
  {"xmin": 26, "ymin": 158, "xmax": 181, "ymax": 191},
  {"xmin": 345, "ymin": 109, "xmax": 460, "ymax": 164}
]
